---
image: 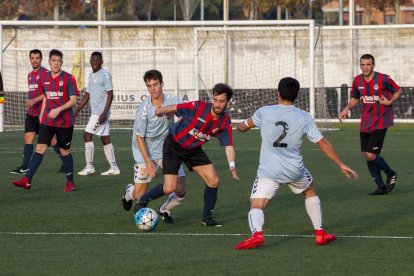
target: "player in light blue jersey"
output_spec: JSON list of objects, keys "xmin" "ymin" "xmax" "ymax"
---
[
  {"xmin": 121, "ymin": 69, "xmax": 186, "ymax": 224},
  {"xmin": 235, "ymin": 77, "xmax": 359, "ymax": 250},
  {"xmin": 75, "ymin": 52, "xmax": 120, "ymax": 176}
]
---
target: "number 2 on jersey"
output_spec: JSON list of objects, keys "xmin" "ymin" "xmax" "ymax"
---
[{"xmin": 273, "ymin": 121, "xmax": 288, "ymax": 148}]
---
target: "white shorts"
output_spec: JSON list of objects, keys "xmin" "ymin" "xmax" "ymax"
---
[
  {"xmin": 134, "ymin": 159, "xmax": 185, "ymax": 184},
  {"xmin": 250, "ymin": 169, "xmax": 313, "ymax": 199},
  {"xmin": 85, "ymin": 115, "xmax": 110, "ymax": 137}
]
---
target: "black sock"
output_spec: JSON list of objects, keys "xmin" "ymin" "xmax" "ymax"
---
[
  {"xmin": 140, "ymin": 183, "xmax": 165, "ymax": 202},
  {"xmin": 203, "ymin": 186, "xmax": 218, "ymax": 219},
  {"xmin": 26, "ymin": 152, "xmax": 44, "ymax": 183},
  {"xmin": 367, "ymin": 161, "xmax": 385, "ymax": 188},
  {"xmin": 22, "ymin": 144, "xmax": 33, "ymax": 170},
  {"xmin": 61, "ymin": 154, "xmax": 74, "ymax": 182},
  {"xmin": 372, "ymin": 155, "xmax": 393, "ymax": 176}
]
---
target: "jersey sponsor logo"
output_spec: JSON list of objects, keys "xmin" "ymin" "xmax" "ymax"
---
[
  {"xmin": 361, "ymin": 95, "xmax": 380, "ymax": 104},
  {"xmin": 46, "ymin": 91, "xmax": 64, "ymax": 99},
  {"xmin": 189, "ymin": 128, "xmax": 211, "ymax": 142},
  {"xmin": 28, "ymin": 84, "xmax": 39, "ymax": 89}
]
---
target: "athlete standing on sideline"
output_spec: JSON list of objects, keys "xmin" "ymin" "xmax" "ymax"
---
[
  {"xmin": 75, "ymin": 52, "xmax": 120, "ymax": 176},
  {"xmin": 10, "ymin": 49, "xmax": 64, "ymax": 174},
  {"xmin": 339, "ymin": 54, "xmax": 400, "ymax": 195},
  {"xmin": 13, "ymin": 49, "xmax": 79, "ymax": 192},
  {"xmin": 134, "ymin": 83, "xmax": 239, "ymax": 227},
  {"xmin": 234, "ymin": 77, "xmax": 359, "ymax": 250},
  {"xmin": 122, "ymin": 69, "xmax": 186, "ymax": 224}
]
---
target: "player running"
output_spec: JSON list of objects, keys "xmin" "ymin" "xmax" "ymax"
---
[
  {"xmin": 75, "ymin": 52, "xmax": 120, "ymax": 176},
  {"xmin": 133, "ymin": 83, "xmax": 239, "ymax": 227},
  {"xmin": 339, "ymin": 54, "xmax": 400, "ymax": 195},
  {"xmin": 235, "ymin": 77, "xmax": 359, "ymax": 250},
  {"xmin": 121, "ymin": 69, "xmax": 186, "ymax": 224},
  {"xmin": 10, "ymin": 49, "xmax": 64, "ymax": 174}
]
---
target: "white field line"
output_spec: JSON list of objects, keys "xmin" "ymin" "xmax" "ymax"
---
[{"xmin": 0, "ymin": 232, "xmax": 412, "ymax": 240}]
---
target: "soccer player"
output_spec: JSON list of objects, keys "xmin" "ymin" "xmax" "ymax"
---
[
  {"xmin": 10, "ymin": 49, "xmax": 64, "ymax": 174},
  {"xmin": 74, "ymin": 52, "xmax": 120, "ymax": 176},
  {"xmin": 121, "ymin": 69, "xmax": 186, "ymax": 224},
  {"xmin": 234, "ymin": 77, "xmax": 359, "ymax": 250},
  {"xmin": 339, "ymin": 54, "xmax": 400, "ymax": 195},
  {"xmin": 133, "ymin": 83, "xmax": 239, "ymax": 227},
  {"xmin": 13, "ymin": 49, "xmax": 79, "ymax": 192}
]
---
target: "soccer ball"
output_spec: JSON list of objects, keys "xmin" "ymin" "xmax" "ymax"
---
[{"xmin": 134, "ymin": 207, "xmax": 159, "ymax": 231}]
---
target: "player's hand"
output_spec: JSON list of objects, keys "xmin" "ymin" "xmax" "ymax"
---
[
  {"xmin": 146, "ymin": 160, "xmax": 156, "ymax": 177},
  {"xmin": 26, "ymin": 99, "xmax": 35, "ymax": 108},
  {"xmin": 379, "ymin": 96, "xmax": 392, "ymax": 106},
  {"xmin": 230, "ymin": 168, "xmax": 240, "ymax": 180},
  {"xmin": 340, "ymin": 164, "xmax": 359, "ymax": 180},
  {"xmin": 338, "ymin": 108, "xmax": 349, "ymax": 122},
  {"xmin": 48, "ymin": 107, "xmax": 62, "ymax": 119},
  {"xmin": 155, "ymin": 107, "xmax": 163, "ymax": 117},
  {"xmin": 74, "ymin": 111, "xmax": 79, "ymax": 119},
  {"xmin": 99, "ymin": 113, "xmax": 107, "ymax": 124}
]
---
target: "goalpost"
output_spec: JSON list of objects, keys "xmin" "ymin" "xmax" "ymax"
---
[{"xmin": 194, "ymin": 20, "xmax": 335, "ymax": 130}]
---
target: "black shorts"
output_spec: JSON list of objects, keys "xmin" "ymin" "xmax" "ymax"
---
[
  {"xmin": 162, "ymin": 134, "xmax": 212, "ymax": 175},
  {"xmin": 38, "ymin": 125, "xmax": 74, "ymax": 150},
  {"xmin": 24, "ymin": 114, "xmax": 40, "ymax": 134},
  {"xmin": 360, "ymin": 129, "xmax": 387, "ymax": 154}
]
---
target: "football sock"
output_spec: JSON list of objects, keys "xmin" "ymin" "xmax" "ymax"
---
[
  {"xmin": 203, "ymin": 186, "xmax": 218, "ymax": 219},
  {"xmin": 248, "ymin": 208, "xmax": 264, "ymax": 233},
  {"xmin": 367, "ymin": 161, "xmax": 385, "ymax": 188},
  {"xmin": 85, "ymin": 141, "xmax": 94, "ymax": 168},
  {"xmin": 305, "ymin": 196, "xmax": 323, "ymax": 229},
  {"xmin": 372, "ymin": 155, "xmax": 393, "ymax": 176},
  {"xmin": 140, "ymin": 183, "xmax": 165, "ymax": 202},
  {"xmin": 61, "ymin": 153, "xmax": 74, "ymax": 182},
  {"xmin": 25, "ymin": 152, "xmax": 44, "ymax": 182},
  {"xmin": 22, "ymin": 144, "xmax": 34, "ymax": 170},
  {"xmin": 160, "ymin": 193, "xmax": 185, "ymax": 213},
  {"xmin": 103, "ymin": 143, "xmax": 118, "ymax": 170}
]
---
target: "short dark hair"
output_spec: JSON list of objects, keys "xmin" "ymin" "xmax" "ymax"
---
[
  {"xmin": 49, "ymin": 49, "xmax": 63, "ymax": 60},
  {"xmin": 360, "ymin": 54, "xmax": 375, "ymax": 65},
  {"xmin": 143, "ymin": 69, "xmax": 163, "ymax": 83},
  {"xmin": 91, "ymin": 51, "xmax": 102, "ymax": 59},
  {"xmin": 212, "ymin": 83, "xmax": 233, "ymax": 100},
  {"xmin": 277, "ymin": 77, "xmax": 300, "ymax": 103},
  {"xmin": 29, "ymin": 49, "xmax": 42, "ymax": 59}
]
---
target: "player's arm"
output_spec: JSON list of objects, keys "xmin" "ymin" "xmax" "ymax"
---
[
  {"xmin": 74, "ymin": 92, "xmax": 90, "ymax": 118},
  {"xmin": 136, "ymin": 135, "xmax": 156, "ymax": 177},
  {"xmin": 99, "ymin": 90, "xmax": 113, "ymax": 123},
  {"xmin": 225, "ymin": 145, "xmax": 239, "ymax": 180},
  {"xmin": 316, "ymin": 137, "xmax": 359, "ymax": 180},
  {"xmin": 379, "ymin": 89, "xmax": 401, "ymax": 106},
  {"xmin": 48, "ymin": 95, "xmax": 77, "ymax": 119},
  {"xmin": 338, "ymin": 97, "xmax": 359, "ymax": 122},
  {"xmin": 26, "ymin": 94, "xmax": 44, "ymax": 108},
  {"xmin": 39, "ymin": 96, "xmax": 46, "ymax": 120},
  {"xmin": 237, "ymin": 117, "xmax": 255, "ymax": 132},
  {"xmin": 155, "ymin": 104, "xmax": 178, "ymax": 116}
]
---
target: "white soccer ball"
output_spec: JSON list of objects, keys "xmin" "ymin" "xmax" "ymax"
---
[{"xmin": 134, "ymin": 207, "xmax": 159, "ymax": 231}]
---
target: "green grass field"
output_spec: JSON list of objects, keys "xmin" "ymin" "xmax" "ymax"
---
[{"xmin": 1, "ymin": 123, "xmax": 413, "ymax": 275}]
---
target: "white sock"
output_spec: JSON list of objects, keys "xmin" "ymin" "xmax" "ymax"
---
[
  {"xmin": 125, "ymin": 185, "xmax": 134, "ymax": 202},
  {"xmin": 305, "ymin": 196, "xmax": 322, "ymax": 230},
  {"xmin": 103, "ymin": 143, "xmax": 118, "ymax": 170},
  {"xmin": 85, "ymin": 141, "xmax": 94, "ymax": 169},
  {"xmin": 248, "ymin": 208, "xmax": 264, "ymax": 234},
  {"xmin": 160, "ymin": 193, "xmax": 185, "ymax": 214}
]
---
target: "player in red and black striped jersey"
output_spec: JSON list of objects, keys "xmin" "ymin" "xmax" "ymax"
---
[
  {"xmin": 10, "ymin": 49, "xmax": 64, "ymax": 175},
  {"xmin": 339, "ymin": 54, "xmax": 400, "ymax": 195},
  {"xmin": 134, "ymin": 83, "xmax": 240, "ymax": 226},
  {"xmin": 13, "ymin": 49, "xmax": 79, "ymax": 192}
]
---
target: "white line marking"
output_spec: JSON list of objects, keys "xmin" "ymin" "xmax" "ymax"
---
[{"xmin": 0, "ymin": 232, "xmax": 412, "ymax": 239}]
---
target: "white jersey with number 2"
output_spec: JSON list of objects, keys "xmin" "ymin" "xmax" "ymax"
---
[{"xmin": 252, "ymin": 104, "xmax": 323, "ymax": 183}]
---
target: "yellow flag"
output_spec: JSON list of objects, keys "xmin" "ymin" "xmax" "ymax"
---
[{"xmin": 71, "ymin": 40, "xmax": 84, "ymax": 91}]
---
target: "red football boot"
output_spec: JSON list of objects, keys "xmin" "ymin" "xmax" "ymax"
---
[
  {"xmin": 12, "ymin": 177, "xmax": 31, "ymax": 190},
  {"xmin": 235, "ymin": 231, "xmax": 265, "ymax": 250},
  {"xmin": 315, "ymin": 229, "xmax": 337, "ymax": 245},
  {"xmin": 63, "ymin": 181, "xmax": 76, "ymax": 192}
]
